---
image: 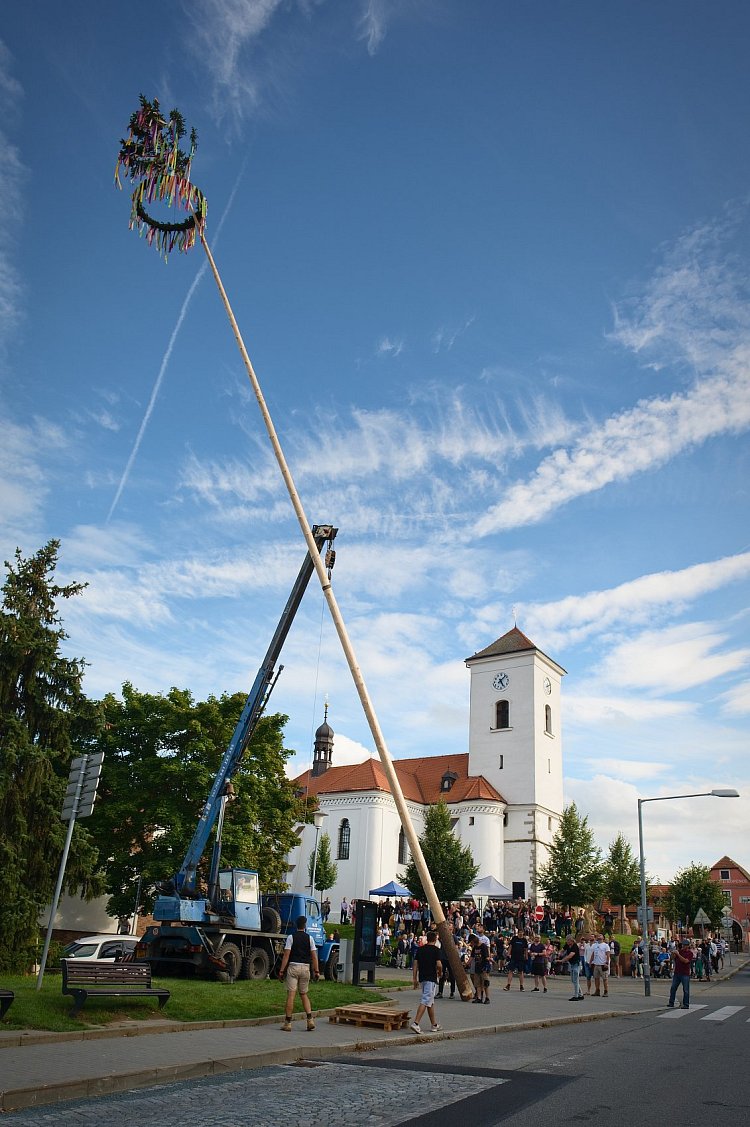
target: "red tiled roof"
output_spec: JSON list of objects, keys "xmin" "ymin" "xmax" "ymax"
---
[{"xmin": 295, "ymin": 751, "xmax": 505, "ymax": 805}]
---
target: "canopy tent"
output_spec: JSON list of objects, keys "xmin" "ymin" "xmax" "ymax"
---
[
  {"xmin": 463, "ymin": 875, "xmax": 514, "ymax": 900},
  {"xmin": 369, "ymin": 880, "xmax": 411, "ymax": 898}
]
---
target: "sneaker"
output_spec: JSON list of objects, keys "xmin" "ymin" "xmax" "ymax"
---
[
  {"xmin": 681, "ymin": 1005, "xmax": 689, "ymax": 1009},
  {"xmin": 666, "ymin": 1003, "xmax": 675, "ymax": 1008},
  {"xmin": 306, "ymin": 1019, "xmax": 315, "ymax": 1031},
  {"xmin": 569, "ymin": 996, "xmax": 579, "ymax": 1001},
  {"xmin": 532, "ymin": 987, "xmax": 539, "ymax": 991},
  {"xmin": 543, "ymin": 987, "xmax": 547, "ymax": 993},
  {"xmin": 410, "ymin": 1021, "xmax": 422, "ymax": 1034},
  {"xmin": 282, "ymin": 1020, "xmax": 292, "ymax": 1032},
  {"xmin": 430, "ymin": 1023, "xmax": 442, "ymax": 1032},
  {"xmin": 519, "ymin": 985, "xmax": 524, "ymax": 991},
  {"xmin": 483, "ymin": 998, "xmax": 490, "ymax": 1004}
]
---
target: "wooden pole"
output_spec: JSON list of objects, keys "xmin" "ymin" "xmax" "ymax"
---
[{"xmin": 197, "ymin": 226, "xmax": 472, "ymax": 999}]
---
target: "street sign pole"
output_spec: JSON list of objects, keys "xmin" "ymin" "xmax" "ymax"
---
[{"xmin": 36, "ymin": 752, "xmax": 104, "ymax": 990}]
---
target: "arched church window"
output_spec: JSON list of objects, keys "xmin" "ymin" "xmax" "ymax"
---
[
  {"xmin": 545, "ymin": 704, "xmax": 552, "ymax": 735},
  {"xmin": 398, "ymin": 827, "xmax": 408, "ymax": 865},
  {"xmin": 337, "ymin": 819, "xmax": 350, "ymax": 860},
  {"xmin": 495, "ymin": 700, "xmax": 509, "ymax": 729}
]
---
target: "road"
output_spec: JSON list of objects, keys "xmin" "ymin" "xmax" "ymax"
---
[{"xmin": 4, "ymin": 963, "xmax": 749, "ymax": 1126}]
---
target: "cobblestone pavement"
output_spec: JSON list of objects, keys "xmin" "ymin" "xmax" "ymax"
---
[{"xmin": 1, "ymin": 1061, "xmax": 508, "ymax": 1126}]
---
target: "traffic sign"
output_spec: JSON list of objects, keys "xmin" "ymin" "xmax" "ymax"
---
[
  {"xmin": 693, "ymin": 908, "xmax": 711, "ymax": 925},
  {"xmin": 534, "ymin": 906, "xmax": 544, "ymax": 922},
  {"xmin": 637, "ymin": 906, "xmax": 653, "ymax": 922}
]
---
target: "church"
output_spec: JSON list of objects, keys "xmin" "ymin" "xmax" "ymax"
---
[{"xmin": 287, "ymin": 627, "xmax": 565, "ymax": 909}]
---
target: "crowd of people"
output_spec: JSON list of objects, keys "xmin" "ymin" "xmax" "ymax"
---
[{"xmin": 354, "ymin": 895, "xmax": 731, "ymax": 1004}]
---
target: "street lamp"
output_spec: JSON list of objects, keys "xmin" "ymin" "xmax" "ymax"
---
[
  {"xmin": 637, "ymin": 788, "xmax": 739, "ymax": 997},
  {"xmin": 310, "ymin": 810, "xmax": 328, "ymax": 898}
]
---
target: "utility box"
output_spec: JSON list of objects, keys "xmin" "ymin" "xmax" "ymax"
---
[{"xmin": 338, "ymin": 938, "xmax": 353, "ymax": 984}]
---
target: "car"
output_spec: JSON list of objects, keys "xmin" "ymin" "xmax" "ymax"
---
[{"xmin": 61, "ymin": 934, "xmax": 139, "ymax": 962}]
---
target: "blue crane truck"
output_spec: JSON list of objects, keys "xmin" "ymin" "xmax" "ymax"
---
[{"xmin": 134, "ymin": 525, "xmax": 340, "ymax": 982}]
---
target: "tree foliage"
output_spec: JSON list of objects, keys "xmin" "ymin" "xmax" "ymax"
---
[
  {"xmin": 399, "ymin": 801, "xmax": 479, "ymax": 903},
  {"xmin": 538, "ymin": 802, "xmax": 604, "ymax": 911},
  {"xmin": 0, "ymin": 542, "xmax": 104, "ymax": 972},
  {"xmin": 85, "ymin": 683, "xmax": 305, "ymax": 918},
  {"xmin": 308, "ymin": 832, "xmax": 337, "ymax": 896},
  {"xmin": 603, "ymin": 832, "xmax": 642, "ymax": 925},
  {"xmin": 664, "ymin": 863, "xmax": 726, "ymax": 929}
]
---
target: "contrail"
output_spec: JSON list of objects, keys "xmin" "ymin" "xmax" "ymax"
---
[{"xmin": 107, "ymin": 165, "xmax": 246, "ymax": 523}]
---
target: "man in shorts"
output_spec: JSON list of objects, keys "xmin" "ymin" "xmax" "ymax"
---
[
  {"xmin": 411, "ymin": 930, "xmax": 443, "ymax": 1034},
  {"xmin": 278, "ymin": 915, "xmax": 320, "ymax": 1031},
  {"xmin": 590, "ymin": 933, "xmax": 611, "ymax": 997}
]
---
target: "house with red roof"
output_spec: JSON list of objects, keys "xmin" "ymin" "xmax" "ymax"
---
[{"xmin": 289, "ymin": 627, "xmax": 566, "ymax": 912}]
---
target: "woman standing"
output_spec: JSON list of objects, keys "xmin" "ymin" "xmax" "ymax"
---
[{"xmin": 529, "ymin": 933, "xmax": 548, "ymax": 992}]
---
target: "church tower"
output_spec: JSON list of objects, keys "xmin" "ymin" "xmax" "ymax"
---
[
  {"xmin": 466, "ymin": 627, "xmax": 565, "ymax": 900},
  {"xmin": 311, "ymin": 703, "xmax": 334, "ymax": 778}
]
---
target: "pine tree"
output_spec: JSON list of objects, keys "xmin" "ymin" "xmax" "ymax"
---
[
  {"xmin": 537, "ymin": 802, "xmax": 604, "ymax": 911},
  {"xmin": 307, "ymin": 832, "xmax": 337, "ymax": 896},
  {"xmin": 399, "ymin": 801, "xmax": 479, "ymax": 903},
  {"xmin": 0, "ymin": 542, "xmax": 104, "ymax": 972},
  {"xmin": 603, "ymin": 832, "xmax": 642, "ymax": 930}
]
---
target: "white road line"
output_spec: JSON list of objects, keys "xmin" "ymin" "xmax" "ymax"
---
[
  {"xmin": 660, "ymin": 1004, "xmax": 708, "ymax": 1019},
  {"xmin": 700, "ymin": 1006, "xmax": 745, "ymax": 1022}
]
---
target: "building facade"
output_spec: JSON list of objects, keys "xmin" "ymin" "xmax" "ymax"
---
[{"xmin": 288, "ymin": 627, "xmax": 566, "ymax": 909}]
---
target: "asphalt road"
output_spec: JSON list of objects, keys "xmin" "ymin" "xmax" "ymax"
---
[{"xmin": 4, "ymin": 963, "xmax": 748, "ymax": 1126}]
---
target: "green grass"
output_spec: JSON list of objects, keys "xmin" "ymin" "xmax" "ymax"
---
[{"xmin": 0, "ymin": 973, "xmax": 391, "ymax": 1033}]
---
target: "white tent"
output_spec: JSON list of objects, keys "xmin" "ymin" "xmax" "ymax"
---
[{"xmin": 464, "ymin": 875, "xmax": 514, "ymax": 900}]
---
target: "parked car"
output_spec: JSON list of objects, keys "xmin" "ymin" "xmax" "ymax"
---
[{"xmin": 62, "ymin": 934, "xmax": 138, "ymax": 962}]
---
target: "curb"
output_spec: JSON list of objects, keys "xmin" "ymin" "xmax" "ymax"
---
[{"xmin": 0, "ymin": 1008, "xmax": 646, "ymax": 1113}]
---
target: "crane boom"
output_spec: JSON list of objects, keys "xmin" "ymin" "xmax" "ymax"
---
[{"xmin": 175, "ymin": 525, "xmax": 337, "ymax": 895}]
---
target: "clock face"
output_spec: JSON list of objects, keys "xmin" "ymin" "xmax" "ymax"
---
[
  {"xmin": 543, "ymin": 676, "xmax": 552, "ymax": 695},
  {"xmin": 492, "ymin": 672, "xmax": 510, "ymax": 691}
]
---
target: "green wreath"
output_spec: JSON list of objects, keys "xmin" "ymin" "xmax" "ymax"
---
[{"xmin": 115, "ymin": 94, "xmax": 207, "ymax": 259}]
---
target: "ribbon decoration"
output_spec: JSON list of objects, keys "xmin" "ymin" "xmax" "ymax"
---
[{"xmin": 115, "ymin": 94, "xmax": 207, "ymax": 259}]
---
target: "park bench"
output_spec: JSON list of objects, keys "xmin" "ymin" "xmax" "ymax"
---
[
  {"xmin": 61, "ymin": 959, "xmax": 170, "ymax": 1018},
  {"xmin": 0, "ymin": 989, "xmax": 14, "ymax": 1019}
]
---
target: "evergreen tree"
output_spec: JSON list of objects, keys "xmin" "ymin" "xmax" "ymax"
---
[
  {"xmin": 664, "ymin": 863, "xmax": 726, "ymax": 929},
  {"xmin": 399, "ymin": 801, "xmax": 479, "ymax": 903},
  {"xmin": 86, "ymin": 685, "xmax": 304, "ymax": 917},
  {"xmin": 538, "ymin": 802, "xmax": 604, "ymax": 911},
  {"xmin": 307, "ymin": 832, "xmax": 337, "ymax": 896},
  {"xmin": 0, "ymin": 542, "xmax": 104, "ymax": 972},
  {"xmin": 603, "ymin": 832, "xmax": 642, "ymax": 930}
]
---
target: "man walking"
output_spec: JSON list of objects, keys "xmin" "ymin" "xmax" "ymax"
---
[
  {"xmin": 278, "ymin": 915, "xmax": 320, "ymax": 1031},
  {"xmin": 667, "ymin": 939, "xmax": 694, "ymax": 1009},
  {"xmin": 411, "ymin": 930, "xmax": 443, "ymax": 1034}
]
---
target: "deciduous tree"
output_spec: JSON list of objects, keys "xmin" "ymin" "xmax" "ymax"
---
[
  {"xmin": 86, "ymin": 684, "xmax": 304, "ymax": 918},
  {"xmin": 664, "ymin": 863, "xmax": 726, "ymax": 930},
  {"xmin": 603, "ymin": 832, "xmax": 642, "ymax": 930}
]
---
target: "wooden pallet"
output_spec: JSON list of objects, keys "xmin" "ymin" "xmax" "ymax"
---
[{"xmin": 329, "ymin": 1003, "xmax": 410, "ymax": 1032}]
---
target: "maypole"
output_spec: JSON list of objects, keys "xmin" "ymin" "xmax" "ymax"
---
[{"xmin": 114, "ymin": 96, "xmax": 472, "ymax": 999}]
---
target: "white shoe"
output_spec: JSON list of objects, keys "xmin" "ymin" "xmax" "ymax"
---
[
  {"xmin": 430, "ymin": 1024, "xmax": 442, "ymax": 1032},
  {"xmin": 410, "ymin": 1021, "xmax": 421, "ymax": 1034}
]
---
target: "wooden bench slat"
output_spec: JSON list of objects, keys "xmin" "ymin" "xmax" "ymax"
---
[{"xmin": 61, "ymin": 959, "xmax": 170, "ymax": 1018}]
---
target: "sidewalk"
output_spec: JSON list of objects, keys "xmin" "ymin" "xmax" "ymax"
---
[{"xmin": 1, "ymin": 963, "xmax": 746, "ymax": 1113}]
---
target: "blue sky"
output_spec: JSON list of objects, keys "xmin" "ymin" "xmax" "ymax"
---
[{"xmin": 2, "ymin": 1, "xmax": 749, "ymax": 885}]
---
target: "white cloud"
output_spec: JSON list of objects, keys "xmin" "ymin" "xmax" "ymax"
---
[
  {"xmin": 357, "ymin": 0, "xmax": 390, "ymax": 55},
  {"xmin": 597, "ymin": 623, "xmax": 750, "ymax": 695},
  {"xmin": 475, "ymin": 213, "xmax": 750, "ymax": 536},
  {"xmin": 432, "ymin": 314, "xmax": 476, "ymax": 353},
  {"xmin": 515, "ymin": 552, "xmax": 750, "ymax": 651},
  {"xmin": 0, "ymin": 40, "xmax": 26, "ymax": 351},
  {"xmin": 377, "ymin": 337, "xmax": 404, "ymax": 357},
  {"xmin": 565, "ymin": 694, "xmax": 692, "ymax": 727}
]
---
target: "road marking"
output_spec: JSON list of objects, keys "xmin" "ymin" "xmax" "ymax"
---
[
  {"xmin": 700, "ymin": 1006, "xmax": 745, "ymax": 1022},
  {"xmin": 660, "ymin": 1004, "xmax": 708, "ymax": 1019}
]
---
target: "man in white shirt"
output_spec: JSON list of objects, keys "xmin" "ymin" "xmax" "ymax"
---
[
  {"xmin": 582, "ymin": 935, "xmax": 596, "ymax": 996},
  {"xmin": 590, "ymin": 934, "xmax": 611, "ymax": 997}
]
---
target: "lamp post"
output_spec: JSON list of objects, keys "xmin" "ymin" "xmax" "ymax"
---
[
  {"xmin": 310, "ymin": 810, "xmax": 328, "ymax": 898},
  {"xmin": 637, "ymin": 788, "xmax": 739, "ymax": 997}
]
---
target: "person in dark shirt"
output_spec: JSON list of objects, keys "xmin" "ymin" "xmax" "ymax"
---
[
  {"xmin": 668, "ymin": 940, "xmax": 694, "ymax": 1009},
  {"xmin": 410, "ymin": 931, "xmax": 443, "ymax": 1034},
  {"xmin": 504, "ymin": 929, "xmax": 529, "ymax": 991},
  {"xmin": 557, "ymin": 933, "xmax": 584, "ymax": 1000},
  {"xmin": 277, "ymin": 915, "xmax": 320, "ymax": 1032}
]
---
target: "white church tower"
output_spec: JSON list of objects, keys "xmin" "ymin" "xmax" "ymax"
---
[{"xmin": 466, "ymin": 627, "xmax": 565, "ymax": 900}]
